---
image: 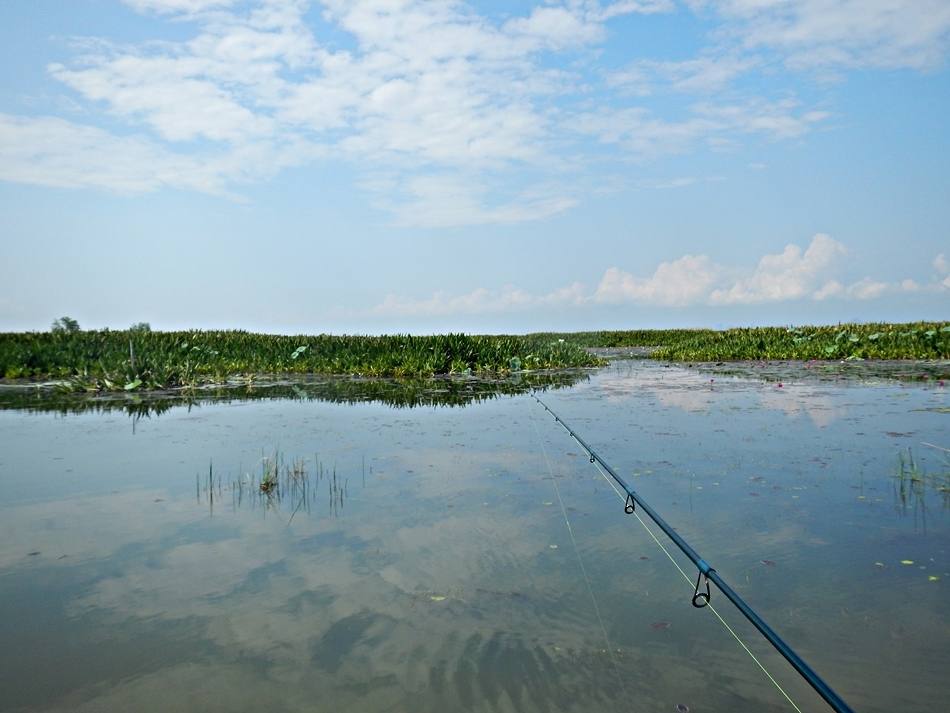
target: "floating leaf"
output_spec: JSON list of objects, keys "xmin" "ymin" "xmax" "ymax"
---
[
  {"xmin": 874, "ymin": 562, "xmax": 885, "ymax": 568},
  {"xmin": 549, "ymin": 544, "xmax": 558, "ymax": 549},
  {"xmin": 928, "ymin": 576, "xmax": 940, "ymax": 582},
  {"xmin": 900, "ymin": 559, "xmax": 914, "ymax": 565},
  {"xmin": 429, "ymin": 595, "xmax": 447, "ymax": 602}
]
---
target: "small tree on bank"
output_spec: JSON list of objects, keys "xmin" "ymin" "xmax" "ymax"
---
[{"xmin": 51, "ymin": 316, "xmax": 80, "ymax": 334}]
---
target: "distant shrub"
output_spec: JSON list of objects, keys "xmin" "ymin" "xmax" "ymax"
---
[{"xmin": 50, "ymin": 316, "xmax": 80, "ymax": 334}]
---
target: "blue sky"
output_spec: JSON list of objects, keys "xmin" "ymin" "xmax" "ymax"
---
[{"xmin": 0, "ymin": 0, "xmax": 948, "ymax": 334}]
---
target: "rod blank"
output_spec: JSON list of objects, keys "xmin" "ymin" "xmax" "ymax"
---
[{"xmin": 532, "ymin": 394, "xmax": 855, "ymax": 713}]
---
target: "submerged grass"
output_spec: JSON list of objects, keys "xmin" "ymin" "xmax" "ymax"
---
[
  {"xmin": 198, "ymin": 451, "xmax": 348, "ymax": 518},
  {"xmin": 893, "ymin": 448, "xmax": 950, "ymax": 512},
  {"xmin": 0, "ymin": 331, "xmax": 603, "ymax": 391}
]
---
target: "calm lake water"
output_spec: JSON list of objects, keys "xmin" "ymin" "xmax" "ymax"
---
[{"xmin": 0, "ymin": 361, "xmax": 947, "ymax": 713}]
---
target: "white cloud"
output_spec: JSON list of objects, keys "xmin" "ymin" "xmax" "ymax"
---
[
  {"xmin": 813, "ymin": 280, "xmax": 843, "ymax": 300},
  {"xmin": 816, "ymin": 274, "xmax": 947, "ymax": 301},
  {"xmin": 609, "ymin": 54, "xmax": 757, "ymax": 94},
  {"xmin": 572, "ymin": 98, "xmax": 827, "ymax": 157},
  {"xmin": 50, "ymin": 59, "xmax": 276, "ymax": 143},
  {"xmin": 710, "ymin": 233, "xmax": 845, "ymax": 304},
  {"xmin": 504, "ymin": 7, "xmax": 605, "ymax": 49},
  {"xmin": 373, "ymin": 282, "xmax": 587, "ymax": 318},
  {"xmin": 935, "ymin": 253, "xmax": 949, "ymax": 274},
  {"xmin": 123, "ymin": 0, "xmax": 236, "ymax": 14},
  {"xmin": 594, "ymin": 255, "xmax": 721, "ymax": 306},
  {"xmin": 0, "ymin": 113, "xmax": 319, "ymax": 197},
  {"xmin": 0, "ymin": 113, "xmax": 221, "ymax": 194},
  {"xmin": 4, "ymin": 0, "xmax": 940, "ymax": 229},
  {"xmin": 694, "ymin": 0, "xmax": 950, "ymax": 70},
  {"xmin": 378, "ymin": 174, "xmax": 577, "ymax": 228},
  {"xmin": 844, "ymin": 277, "xmax": 889, "ymax": 300},
  {"xmin": 28, "ymin": 0, "xmax": 623, "ymax": 224},
  {"xmin": 368, "ymin": 233, "xmax": 945, "ymax": 316}
]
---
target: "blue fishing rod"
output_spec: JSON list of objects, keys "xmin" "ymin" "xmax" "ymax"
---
[{"xmin": 532, "ymin": 394, "xmax": 855, "ymax": 713}]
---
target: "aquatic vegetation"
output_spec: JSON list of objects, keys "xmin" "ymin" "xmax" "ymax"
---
[
  {"xmin": 198, "ymin": 451, "xmax": 347, "ymax": 517},
  {"xmin": 0, "ymin": 330, "xmax": 603, "ymax": 390},
  {"xmin": 1, "ymin": 321, "xmax": 945, "ymax": 393},
  {"xmin": 537, "ymin": 322, "xmax": 949, "ymax": 361},
  {"xmin": 0, "ymin": 371, "xmax": 589, "ymax": 415},
  {"xmin": 259, "ymin": 457, "xmax": 279, "ymax": 494},
  {"xmin": 893, "ymin": 448, "xmax": 950, "ymax": 515},
  {"xmin": 648, "ymin": 322, "xmax": 949, "ymax": 361}
]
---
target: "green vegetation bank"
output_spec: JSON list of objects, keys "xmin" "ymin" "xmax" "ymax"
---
[
  {"xmin": 0, "ymin": 321, "xmax": 946, "ymax": 392},
  {"xmin": 534, "ymin": 321, "xmax": 949, "ymax": 361}
]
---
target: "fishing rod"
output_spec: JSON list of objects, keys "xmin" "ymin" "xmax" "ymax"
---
[{"xmin": 531, "ymin": 394, "xmax": 855, "ymax": 713}]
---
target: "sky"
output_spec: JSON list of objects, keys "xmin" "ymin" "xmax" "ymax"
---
[{"xmin": 0, "ymin": 0, "xmax": 948, "ymax": 335}]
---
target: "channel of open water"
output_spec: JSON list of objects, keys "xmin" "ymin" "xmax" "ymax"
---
[{"xmin": 0, "ymin": 360, "xmax": 947, "ymax": 712}]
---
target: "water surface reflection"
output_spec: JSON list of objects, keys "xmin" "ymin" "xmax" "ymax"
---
[{"xmin": 0, "ymin": 362, "xmax": 947, "ymax": 712}]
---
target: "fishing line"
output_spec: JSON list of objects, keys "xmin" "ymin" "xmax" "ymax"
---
[
  {"xmin": 589, "ymin": 455, "xmax": 804, "ymax": 713},
  {"xmin": 531, "ymin": 393, "xmax": 855, "ymax": 713},
  {"xmin": 528, "ymin": 405, "xmax": 633, "ymax": 709}
]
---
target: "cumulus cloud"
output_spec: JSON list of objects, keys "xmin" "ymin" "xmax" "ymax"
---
[
  {"xmin": 594, "ymin": 255, "xmax": 721, "ymax": 306},
  {"xmin": 935, "ymin": 253, "xmax": 950, "ymax": 290},
  {"xmin": 709, "ymin": 233, "xmax": 846, "ymax": 304},
  {"xmin": 370, "ymin": 233, "xmax": 945, "ymax": 317}
]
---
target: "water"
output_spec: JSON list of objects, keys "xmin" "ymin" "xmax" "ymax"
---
[{"xmin": 0, "ymin": 362, "xmax": 947, "ymax": 713}]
